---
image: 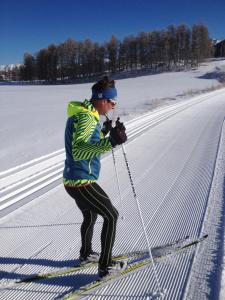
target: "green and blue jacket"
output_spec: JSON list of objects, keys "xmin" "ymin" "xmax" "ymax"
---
[{"xmin": 63, "ymin": 99, "xmax": 112, "ymax": 187}]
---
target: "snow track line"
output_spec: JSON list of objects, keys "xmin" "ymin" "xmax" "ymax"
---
[
  {"xmin": 121, "ymin": 107, "xmax": 215, "ymax": 254},
  {"xmin": 0, "ymin": 89, "xmax": 224, "ymax": 216},
  {"xmin": 130, "ymin": 106, "xmax": 221, "ymax": 256},
  {"xmin": 1, "ymin": 91, "xmax": 224, "ymax": 300},
  {"xmin": 8, "ymin": 241, "xmax": 53, "ymax": 280},
  {"xmin": 0, "ymin": 149, "xmax": 64, "ymax": 178},
  {"xmin": 182, "ymin": 122, "xmax": 225, "ymax": 300},
  {"xmin": 0, "ymin": 162, "xmax": 64, "ymax": 194}
]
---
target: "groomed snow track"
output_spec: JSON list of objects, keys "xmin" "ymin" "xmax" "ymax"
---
[{"xmin": 0, "ymin": 88, "xmax": 225, "ymax": 300}]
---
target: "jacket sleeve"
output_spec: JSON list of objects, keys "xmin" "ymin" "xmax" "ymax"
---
[{"xmin": 72, "ymin": 113, "xmax": 112, "ymax": 161}]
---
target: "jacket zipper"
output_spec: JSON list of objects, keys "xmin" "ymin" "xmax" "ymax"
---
[{"xmin": 88, "ymin": 159, "xmax": 92, "ymax": 175}]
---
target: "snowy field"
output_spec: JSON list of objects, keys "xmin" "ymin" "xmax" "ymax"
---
[
  {"xmin": 0, "ymin": 58, "xmax": 225, "ymax": 172},
  {"xmin": 0, "ymin": 59, "xmax": 225, "ymax": 300}
]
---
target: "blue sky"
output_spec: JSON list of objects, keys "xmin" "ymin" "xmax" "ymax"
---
[{"xmin": 1, "ymin": 0, "xmax": 225, "ymax": 65}]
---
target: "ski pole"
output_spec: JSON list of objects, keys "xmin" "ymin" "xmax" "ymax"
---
[
  {"xmin": 121, "ymin": 143, "xmax": 164, "ymax": 297},
  {"xmin": 111, "ymin": 147, "xmax": 125, "ymax": 220},
  {"xmin": 105, "ymin": 114, "xmax": 125, "ymax": 220}
]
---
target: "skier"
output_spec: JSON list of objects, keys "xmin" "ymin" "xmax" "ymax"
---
[{"xmin": 63, "ymin": 77, "xmax": 127, "ymax": 279}]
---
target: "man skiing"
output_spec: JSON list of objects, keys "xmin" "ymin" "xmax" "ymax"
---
[{"xmin": 63, "ymin": 77, "xmax": 127, "ymax": 279}]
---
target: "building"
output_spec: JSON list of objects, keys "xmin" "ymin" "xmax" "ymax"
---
[{"xmin": 214, "ymin": 40, "xmax": 225, "ymax": 57}]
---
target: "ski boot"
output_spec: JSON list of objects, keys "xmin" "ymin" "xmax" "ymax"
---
[
  {"xmin": 98, "ymin": 260, "xmax": 127, "ymax": 280},
  {"xmin": 79, "ymin": 251, "xmax": 100, "ymax": 265}
]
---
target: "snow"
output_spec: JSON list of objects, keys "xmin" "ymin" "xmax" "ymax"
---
[
  {"xmin": 0, "ymin": 58, "xmax": 225, "ymax": 172},
  {"xmin": 0, "ymin": 64, "xmax": 21, "ymax": 71},
  {"xmin": 184, "ymin": 117, "xmax": 225, "ymax": 300},
  {"xmin": 0, "ymin": 59, "xmax": 225, "ymax": 299}
]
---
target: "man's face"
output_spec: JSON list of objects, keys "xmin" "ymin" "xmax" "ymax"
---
[{"xmin": 98, "ymin": 99, "xmax": 116, "ymax": 115}]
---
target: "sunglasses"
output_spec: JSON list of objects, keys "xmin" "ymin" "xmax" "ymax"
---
[{"xmin": 107, "ymin": 99, "xmax": 116, "ymax": 105}]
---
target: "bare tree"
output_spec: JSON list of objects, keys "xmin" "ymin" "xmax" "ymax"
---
[
  {"xmin": 176, "ymin": 24, "xmax": 191, "ymax": 67},
  {"xmin": 58, "ymin": 39, "xmax": 79, "ymax": 80},
  {"xmin": 22, "ymin": 53, "xmax": 36, "ymax": 81},
  {"xmin": 137, "ymin": 32, "xmax": 149, "ymax": 70},
  {"xmin": 191, "ymin": 23, "xmax": 211, "ymax": 66},
  {"xmin": 16, "ymin": 23, "xmax": 212, "ymax": 83},
  {"xmin": 107, "ymin": 35, "xmax": 119, "ymax": 73}
]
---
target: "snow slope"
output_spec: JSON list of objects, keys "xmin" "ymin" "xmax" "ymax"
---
[
  {"xmin": 185, "ymin": 109, "xmax": 225, "ymax": 300},
  {"xmin": 0, "ymin": 88, "xmax": 225, "ymax": 299},
  {"xmin": 0, "ymin": 59, "xmax": 225, "ymax": 172}
]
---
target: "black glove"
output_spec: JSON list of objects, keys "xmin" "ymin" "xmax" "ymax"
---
[
  {"xmin": 109, "ymin": 118, "xmax": 127, "ymax": 147},
  {"xmin": 115, "ymin": 117, "xmax": 126, "ymax": 131},
  {"xmin": 102, "ymin": 119, "xmax": 112, "ymax": 136}
]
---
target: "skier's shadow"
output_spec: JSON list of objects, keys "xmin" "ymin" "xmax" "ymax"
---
[
  {"xmin": 0, "ymin": 257, "xmax": 99, "ymax": 298},
  {"xmin": 0, "ymin": 257, "xmax": 81, "ymax": 281},
  {"xmin": 1, "ymin": 272, "xmax": 97, "ymax": 290},
  {"xmin": 42, "ymin": 273, "xmax": 97, "ymax": 287},
  {"xmin": 0, "ymin": 255, "xmax": 100, "ymax": 291},
  {"xmin": 0, "ymin": 257, "xmax": 78, "ymax": 268}
]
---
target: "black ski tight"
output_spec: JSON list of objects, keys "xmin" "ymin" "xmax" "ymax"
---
[{"xmin": 64, "ymin": 182, "xmax": 119, "ymax": 269}]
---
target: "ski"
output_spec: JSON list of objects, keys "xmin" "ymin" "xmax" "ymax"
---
[
  {"xmin": 60, "ymin": 234, "xmax": 208, "ymax": 300},
  {"xmin": 151, "ymin": 234, "xmax": 189, "ymax": 257},
  {"xmin": 0, "ymin": 253, "xmax": 137, "ymax": 289},
  {"xmin": 0, "ymin": 235, "xmax": 189, "ymax": 288}
]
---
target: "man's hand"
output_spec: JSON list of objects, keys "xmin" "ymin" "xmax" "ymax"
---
[
  {"xmin": 102, "ymin": 119, "xmax": 112, "ymax": 136},
  {"xmin": 115, "ymin": 117, "xmax": 126, "ymax": 131},
  {"xmin": 110, "ymin": 117, "xmax": 127, "ymax": 147}
]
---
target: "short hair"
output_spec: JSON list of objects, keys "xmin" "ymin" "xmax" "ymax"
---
[{"xmin": 92, "ymin": 76, "xmax": 115, "ymax": 93}]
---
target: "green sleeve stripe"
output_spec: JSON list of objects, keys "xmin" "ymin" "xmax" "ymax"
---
[
  {"xmin": 74, "ymin": 113, "xmax": 96, "ymax": 143},
  {"xmin": 72, "ymin": 138, "xmax": 112, "ymax": 160},
  {"xmin": 71, "ymin": 112, "xmax": 112, "ymax": 161}
]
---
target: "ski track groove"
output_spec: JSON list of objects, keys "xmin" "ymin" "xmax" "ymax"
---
[
  {"xmin": 121, "ymin": 110, "xmax": 209, "ymax": 253},
  {"xmin": 0, "ymin": 89, "xmax": 225, "ymax": 299},
  {"xmin": 80, "ymin": 94, "xmax": 225, "ymax": 299},
  {"xmin": 0, "ymin": 89, "xmax": 223, "ymax": 214},
  {"xmin": 183, "ymin": 121, "xmax": 225, "ymax": 299}
]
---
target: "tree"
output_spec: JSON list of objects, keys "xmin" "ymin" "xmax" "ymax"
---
[
  {"xmin": 16, "ymin": 23, "xmax": 212, "ymax": 82},
  {"xmin": 23, "ymin": 53, "xmax": 36, "ymax": 81},
  {"xmin": 58, "ymin": 39, "xmax": 78, "ymax": 80},
  {"xmin": 107, "ymin": 35, "xmax": 119, "ymax": 73},
  {"xmin": 81, "ymin": 39, "xmax": 95, "ymax": 77},
  {"xmin": 36, "ymin": 49, "xmax": 49, "ymax": 81},
  {"xmin": 176, "ymin": 24, "xmax": 191, "ymax": 67},
  {"xmin": 191, "ymin": 23, "xmax": 211, "ymax": 66},
  {"xmin": 47, "ymin": 44, "xmax": 58, "ymax": 82},
  {"xmin": 93, "ymin": 43, "xmax": 105, "ymax": 75},
  {"xmin": 118, "ymin": 41, "xmax": 126, "ymax": 72},
  {"xmin": 137, "ymin": 32, "xmax": 149, "ymax": 70}
]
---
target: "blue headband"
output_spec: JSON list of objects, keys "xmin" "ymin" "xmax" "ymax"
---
[{"xmin": 91, "ymin": 87, "xmax": 117, "ymax": 101}]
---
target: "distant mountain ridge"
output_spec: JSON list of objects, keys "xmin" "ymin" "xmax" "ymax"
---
[{"xmin": 0, "ymin": 64, "xmax": 21, "ymax": 71}]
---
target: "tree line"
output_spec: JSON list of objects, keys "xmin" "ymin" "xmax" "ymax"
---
[{"xmin": 3, "ymin": 23, "xmax": 212, "ymax": 82}]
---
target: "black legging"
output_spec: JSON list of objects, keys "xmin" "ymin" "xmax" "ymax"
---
[{"xmin": 64, "ymin": 182, "xmax": 119, "ymax": 269}]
